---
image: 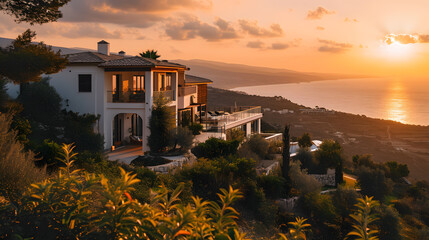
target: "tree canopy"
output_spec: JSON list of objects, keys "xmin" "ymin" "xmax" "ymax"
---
[
  {"xmin": 0, "ymin": 30, "xmax": 68, "ymax": 85},
  {"xmin": 0, "ymin": 0, "xmax": 70, "ymax": 24}
]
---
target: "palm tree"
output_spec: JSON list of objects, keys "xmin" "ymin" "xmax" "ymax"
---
[
  {"xmin": 139, "ymin": 49, "xmax": 160, "ymax": 60},
  {"xmin": 347, "ymin": 196, "xmax": 380, "ymax": 240}
]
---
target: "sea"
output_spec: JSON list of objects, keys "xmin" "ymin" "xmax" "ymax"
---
[{"xmin": 232, "ymin": 78, "xmax": 429, "ymax": 126}]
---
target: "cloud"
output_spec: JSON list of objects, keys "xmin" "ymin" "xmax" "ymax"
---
[
  {"xmin": 31, "ymin": 23, "xmax": 123, "ymax": 39},
  {"xmin": 270, "ymin": 42, "xmax": 289, "ymax": 50},
  {"xmin": 316, "ymin": 26, "xmax": 325, "ymax": 31},
  {"xmin": 103, "ymin": 0, "xmax": 212, "ymax": 12},
  {"xmin": 238, "ymin": 20, "xmax": 283, "ymax": 37},
  {"xmin": 165, "ymin": 16, "xmax": 239, "ymax": 41},
  {"xmin": 384, "ymin": 33, "xmax": 429, "ymax": 45},
  {"xmin": 247, "ymin": 41, "xmax": 265, "ymax": 49},
  {"xmin": 307, "ymin": 7, "xmax": 335, "ymax": 20},
  {"xmin": 344, "ymin": 18, "xmax": 358, "ymax": 23},
  {"xmin": 60, "ymin": 0, "xmax": 162, "ymax": 28},
  {"xmin": 318, "ymin": 39, "xmax": 352, "ymax": 53},
  {"xmin": 246, "ymin": 39, "xmax": 300, "ymax": 50}
]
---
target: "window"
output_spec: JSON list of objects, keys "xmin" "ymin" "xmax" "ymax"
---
[
  {"xmin": 78, "ymin": 74, "xmax": 92, "ymax": 92},
  {"xmin": 166, "ymin": 74, "xmax": 172, "ymax": 88},
  {"xmin": 133, "ymin": 75, "xmax": 145, "ymax": 91}
]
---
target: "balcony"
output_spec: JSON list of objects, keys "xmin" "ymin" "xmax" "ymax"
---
[
  {"xmin": 107, "ymin": 90, "xmax": 145, "ymax": 103},
  {"xmin": 178, "ymin": 85, "xmax": 197, "ymax": 97},
  {"xmin": 154, "ymin": 90, "xmax": 175, "ymax": 101},
  {"xmin": 202, "ymin": 106, "xmax": 262, "ymax": 131}
]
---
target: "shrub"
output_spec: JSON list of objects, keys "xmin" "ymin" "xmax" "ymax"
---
[
  {"xmin": 34, "ymin": 139, "xmax": 61, "ymax": 169},
  {"xmin": 188, "ymin": 122, "xmax": 203, "ymax": 135},
  {"xmin": 1, "ymin": 143, "xmax": 250, "ymax": 239},
  {"xmin": 295, "ymin": 148, "xmax": 322, "ymax": 174},
  {"xmin": 357, "ymin": 166, "xmax": 393, "ymax": 201},
  {"xmin": 238, "ymin": 134, "xmax": 269, "ymax": 160},
  {"xmin": 169, "ymin": 126, "xmax": 194, "ymax": 152},
  {"xmin": 268, "ymin": 140, "xmax": 283, "ymax": 154},
  {"xmin": 289, "ymin": 161, "xmax": 321, "ymax": 195},
  {"xmin": 130, "ymin": 155, "xmax": 172, "ymax": 167},
  {"xmin": 0, "ymin": 113, "xmax": 46, "ymax": 201},
  {"xmin": 298, "ymin": 133, "xmax": 312, "ymax": 148},
  {"xmin": 258, "ymin": 174, "xmax": 286, "ymax": 199},
  {"xmin": 191, "ymin": 137, "xmax": 239, "ymax": 159},
  {"xmin": 226, "ymin": 128, "xmax": 245, "ymax": 142},
  {"xmin": 62, "ymin": 110, "xmax": 104, "ymax": 152}
]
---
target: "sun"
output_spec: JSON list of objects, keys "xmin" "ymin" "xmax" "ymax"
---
[{"xmin": 380, "ymin": 40, "xmax": 414, "ymax": 60}]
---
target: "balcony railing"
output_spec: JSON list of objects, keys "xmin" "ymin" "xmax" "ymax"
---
[
  {"xmin": 107, "ymin": 90, "xmax": 145, "ymax": 103},
  {"xmin": 202, "ymin": 106, "xmax": 262, "ymax": 131},
  {"xmin": 154, "ymin": 90, "xmax": 175, "ymax": 101},
  {"xmin": 178, "ymin": 85, "xmax": 197, "ymax": 97}
]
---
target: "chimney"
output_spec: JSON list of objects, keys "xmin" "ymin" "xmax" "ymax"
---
[
  {"xmin": 118, "ymin": 50, "xmax": 125, "ymax": 57},
  {"xmin": 97, "ymin": 40, "xmax": 110, "ymax": 55}
]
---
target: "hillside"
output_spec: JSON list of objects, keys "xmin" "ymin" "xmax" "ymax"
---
[
  {"xmin": 174, "ymin": 59, "xmax": 367, "ymax": 89},
  {"xmin": 208, "ymin": 87, "xmax": 429, "ymax": 182}
]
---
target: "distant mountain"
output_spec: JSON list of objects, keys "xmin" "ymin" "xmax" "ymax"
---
[
  {"xmin": 173, "ymin": 59, "xmax": 368, "ymax": 89},
  {"xmin": 0, "ymin": 37, "xmax": 90, "ymax": 55}
]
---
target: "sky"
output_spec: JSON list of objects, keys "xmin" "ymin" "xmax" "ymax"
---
[{"xmin": 1, "ymin": 0, "xmax": 429, "ymax": 76}]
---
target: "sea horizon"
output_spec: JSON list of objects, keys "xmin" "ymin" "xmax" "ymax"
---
[{"xmin": 233, "ymin": 77, "xmax": 429, "ymax": 127}]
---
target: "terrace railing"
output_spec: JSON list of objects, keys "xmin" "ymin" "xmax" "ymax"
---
[
  {"xmin": 178, "ymin": 85, "xmax": 197, "ymax": 97},
  {"xmin": 107, "ymin": 90, "xmax": 145, "ymax": 103},
  {"xmin": 154, "ymin": 90, "xmax": 175, "ymax": 101},
  {"xmin": 203, "ymin": 106, "xmax": 262, "ymax": 131}
]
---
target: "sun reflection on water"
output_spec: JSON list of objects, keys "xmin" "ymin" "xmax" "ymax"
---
[{"xmin": 385, "ymin": 80, "xmax": 408, "ymax": 124}]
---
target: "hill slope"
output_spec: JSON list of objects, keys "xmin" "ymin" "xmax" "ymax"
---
[{"xmin": 174, "ymin": 59, "xmax": 367, "ymax": 89}]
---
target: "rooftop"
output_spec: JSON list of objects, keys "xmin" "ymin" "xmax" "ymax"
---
[
  {"xmin": 65, "ymin": 51, "xmax": 187, "ymax": 69},
  {"xmin": 185, "ymin": 74, "xmax": 213, "ymax": 84}
]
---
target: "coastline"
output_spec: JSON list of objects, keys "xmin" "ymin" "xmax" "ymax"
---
[
  {"xmin": 208, "ymin": 87, "xmax": 429, "ymax": 182},
  {"xmin": 230, "ymin": 78, "xmax": 429, "ymax": 127}
]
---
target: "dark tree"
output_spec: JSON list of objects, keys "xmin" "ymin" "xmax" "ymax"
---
[
  {"xmin": 282, "ymin": 125, "xmax": 291, "ymax": 193},
  {"xmin": 147, "ymin": 95, "xmax": 175, "ymax": 153},
  {"xmin": 0, "ymin": 0, "xmax": 70, "ymax": 24},
  {"xmin": 357, "ymin": 166, "xmax": 393, "ymax": 201},
  {"xmin": 139, "ymin": 49, "xmax": 160, "ymax": 60},
  {"xmin": 315, "ymin": 139, "xmax": 344, "ymax": 186},
  {"xmin": 0, "ymin": 30, "xmax": 68, "ymax": 89},
  {"xmin": 298, "ymin": 132, "xmax": 312, "ymax": 148},
  {"xmin": 0, "ymin": 77, "xmax": 8, "ymax": 112}
]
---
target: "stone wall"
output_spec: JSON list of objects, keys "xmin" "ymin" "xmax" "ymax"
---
[{"xmin": 310, "ymin": 168, "xmax": 336, "ymax": 186}]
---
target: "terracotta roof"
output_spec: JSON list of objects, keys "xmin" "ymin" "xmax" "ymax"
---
[
  {"xmin": 66, "ymin": 52, "xmax": 123, "ymax": 63},
  {"xmin": 65, "ymin": 51, "xmax": 186, "ymax": 69},
  {"xmin": 185, "ymin": 74, "xmax": 213, "ymax": 84}
]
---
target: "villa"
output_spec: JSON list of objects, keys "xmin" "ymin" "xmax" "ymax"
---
[{"xmin": 7, "ymin": 40, "xmax": 263, "ymax": 152}]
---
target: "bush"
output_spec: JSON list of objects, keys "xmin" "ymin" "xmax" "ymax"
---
[
  {"xmin": 357, "ymin": 166, "xmax": 393, "ymax": 201},
  {"xmin": 62, "ymin": 110, "xmax": 104, "ymax": 152},
  {"xmin": 188, "ymin": 122, "xmax": 203, "ymax": 135},
  {"xmin": 191, "ymin": 137, "xmax": 239, "ymax": 159},
  {"xmin": 34, "ymin": 139, "xmax": 61, "ymax": 170},
  {"xmin": 0, "ymin": 144, "xmax": 249, "ymax": 240},
  {"xmin": 130, "ymin": 155, "xmax": 172, "ymax": 167},
  {"xmin": 295, "ymin": 148, "xmax": 322, "ymax": 174},
  {"xmin": 258, "ymin": 174, "xmax": 286, "ymax": 199},
  {"xmin": 0, "ymin": 113, "xmax": 46, "ymax": 201},
  {"xmin": 298, "ymin": 133, "xmax": 312, "ymax": 148},
  {"xmin": 226, "ymin": 128, "xmax": 245, "ymax": 142},
  {"xmin": 289, "ymin": 161, "xmax": 321, "ymax": 195},
  {"xmin": 268, "ymin": 140, "xmax": 283, "ymax": 154},
  {"xmin": 238, "ymin": 134, "xmax": 269, "ymax": 160},
  {"xmin": 169, "ymin": 126, "xmax": 194, "ymax": 152}
]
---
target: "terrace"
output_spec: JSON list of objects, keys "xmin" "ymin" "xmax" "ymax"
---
[{"xmin": 201, "ymin": 106, "xmax": 263, "ymax": 132}]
